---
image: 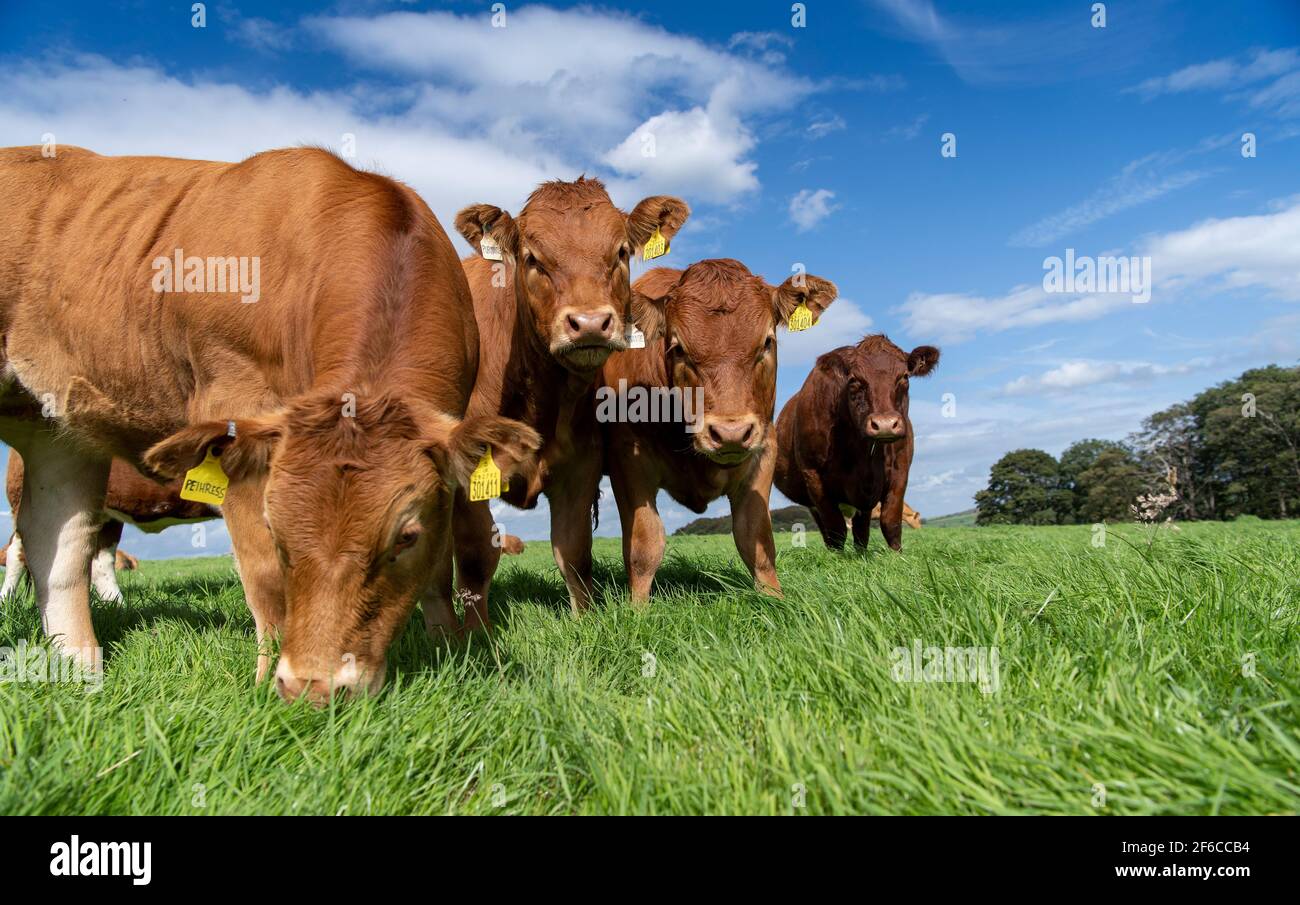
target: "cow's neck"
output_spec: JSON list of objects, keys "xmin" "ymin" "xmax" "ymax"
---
[{"xmin": 500, "ymin": 288, "xmax": 596, "ymax": 439}]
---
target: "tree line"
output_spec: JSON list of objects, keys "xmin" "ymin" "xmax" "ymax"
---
[{"xmin": 975, "ymin": 364, "xmax": 1300, "ymax": 525}]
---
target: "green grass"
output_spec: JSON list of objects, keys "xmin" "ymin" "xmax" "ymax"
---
[{"xmin": 1, "ymin": 521, "xmax": 1298, "ymax": 814}]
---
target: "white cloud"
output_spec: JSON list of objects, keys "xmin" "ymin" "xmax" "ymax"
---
[
  {"xmin": 0, "ymin": 54, "xmax": 563, "ymax": 234},
  {"xmin": 806, "ymin": 114, "xmax": 846, "ymax": 140},
  {"xmin": 1002, "ymin": 359, "xmax": 1212, "ymax": 396},
  {"xmin": 1143, "ymin": 200, "xmax": 1300, "ymax": 301},
  {"xmin": 883, "ymin": 112, "xmax": 929, "ymax": 141},
  {"xmin": 1007, "ymin": 136, "xmax": 1240, "ymax": 248},
  {"xmin": 905, "ymin": 197, "xmax": 1300, "ymax": 344},
  {"xmin": 1009, "ymin": 164, "xmax": 1211, "ymax": 248},
  {"xmin": 308, "ymin": 6, "xmax": 826, "ymax": 204},
  {"xmin": 899, "ymin": 284, "xmax": 1132, "ymax": 345},
  {"xmin": 1127, "ymin": 47, "xmax": 1300, "ymax": 100},
  {"xmin": 788, "ymin": 188, "xmax": 839, "ymax": 232},
  {"xmin": 778, "ymin": 298, "xmax": 873, "ymax": 367},
  {"xmin": 603, "ymin": 106, "xmax": 758, "ymax": 203}
]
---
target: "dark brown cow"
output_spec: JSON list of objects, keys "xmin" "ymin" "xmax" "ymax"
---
[
  {"xmin": 601, "ymin": 259, "xmax": 838, "ymax": 603},
  {"xmin": 2, "ymin": 451, "xmax": 217, "ymax": 601},
  {"xmin": 432, "ymin": 179, "xmax": 688, "ymax": 631},
  {"xmin": 775, "ymin": 335, "xmax": 939, "ymax": 551},
  {"xmin": 0, "ymin": 145, "xmax": 539, "ymax": 702}
]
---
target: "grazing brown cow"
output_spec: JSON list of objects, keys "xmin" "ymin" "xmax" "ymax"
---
[
  {"xmin": 3, "ymin": 451, "xmax": 217, "ymax": 601},
  {"xmin": 0, "ymin": 145, "xmax": 539, "ymax": 703},
  {"xmin": 775, "ymin": 335, "xmax": 939, "ymax": 551},
  {"xmin": 500, "ymin": 534, "xmax": 526, "ymax": 556},
  {"xmin": 866, "ymin": 502, "xmax": 922, "ymax": 530},
  {"xmin": 602, "ymin": 260, "xmax": 838, "ymax": 603},
  {"xmin": 434, "ymin": 179, "xmax": 688, "ymax": 630}
]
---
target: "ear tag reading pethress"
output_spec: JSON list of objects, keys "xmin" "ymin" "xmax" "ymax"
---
[
  {"xmin": 641, "ymin": 227, "xmax": 668, "ymax": 261},
  {"xmin": 787, "ymin": 302, "xmax": 814, "ymax": 332},
  {"xmin": 468, "ymin": 449, "xmax": 502, "ymax": 501},
  {"xmin": 180, "ymin": 449, "xmax": 229, "ymax": 504},
  {"xmin": 480, "ymin": 234, "xmax": 504, "ymax": 261}
]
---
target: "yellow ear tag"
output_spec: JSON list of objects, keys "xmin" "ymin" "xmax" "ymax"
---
[
  {"xmin": 641, "ymin": 227, "xmax": 668, "ymax": 261},
  {"xmin": 180, "ymin": 448, "xmax": 229, "ymax": 504},
  {"xmin": 468, "ymin": 449, "xmax": 502, "ymax": 502},
  {"xmin": 787, "ymin": 302, "xmax": 814, "ymax": 332}
]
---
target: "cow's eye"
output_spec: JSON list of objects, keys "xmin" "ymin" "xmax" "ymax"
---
[
  {"xmin": 618, "ymin": 245, "xmax": 630, "ymax": 263},
  {"xmin": 525, "ymin": 253, "xmax": 548, "ymax": 276},
  {"xmin": 758, "ymin": 336, "xmax": 775, "ymax": 361},
  {"xmin": 393, "ymin": 525, "xmax": 422, "ymax": 558}
]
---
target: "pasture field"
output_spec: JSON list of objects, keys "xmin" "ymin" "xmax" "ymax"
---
[{"xmin": 1, "ymin": 520, "xmax": 1297, "ymax": 815}]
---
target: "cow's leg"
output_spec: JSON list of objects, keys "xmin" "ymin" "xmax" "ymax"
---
[
  {"xmin": 548, "ymin": 457, "xmax": 600, "ymax": 616},
  {"xmin": 90, "ymin": 519, "xmax": 125, "ymax": 603},
  {"xmin": 851, "ymin": 512, "xmax": 872, "ymax": 551},
  {"xmin": 452, "ymin": 491, "xmax": 500, "ymax": 633},
  {"xmin": 729, "ymin": 454, "xmax": 781, "ymax": 598},
  {"xmin": 222, "ymin": 478, "xmax": 284, "ymax": 682},
  {"xmin": 801, "ymin": 468, "xmax": 847, "ymax": 550},
  {"xmin": 422, "ymin": 538, "xmax": 459, "ymax": 640},
  {"xmin": 0, "ymin": 531, "xmax": 26, "ymax": 600},
  {"xmin": 611, "ymin": 461, "xmax": 664, "ymax": 608},
  {"xmin": 15, "ymin": 432, "xmax": 108, "ymax": 669},
  {"xmin": 878, "ymin": 491, "xmax": 905, "ymax": 552}
]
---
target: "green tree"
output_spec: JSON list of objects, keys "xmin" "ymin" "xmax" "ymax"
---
[
  {"xmin": 1059, "ymin": 438, "xmax": 1128, "ymax": 522},
  {"xmin": 1076, "ymin": 447, "xmax": 1147, "ymax": 522},
  {"xmin": 975, "ymin": 449, "xmax": 1072, "ymax": 525}
]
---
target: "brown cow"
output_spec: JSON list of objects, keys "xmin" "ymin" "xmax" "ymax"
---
[
  {"xmin": 3, "ymin": 451, "xmax": 217, "ymax": 601},
  {"xmin": 500, "ymin": 534, "xmax": 526, "ymax": 556},
  {"xmin": 775, "ymin": 335, "xmax": 939, "ymax": 551},
  {"xmin": 434, "ymin": 179, "xmax": 688, "ymax": 630},
  {"xmin": 601, "ymin": 259, "xmax": 838, "ymax": 604},
  {"xmin": 0, "ymin": 145, "xmax": 539, "ymax": 703}
]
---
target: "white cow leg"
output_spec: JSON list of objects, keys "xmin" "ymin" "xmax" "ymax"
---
[
  {"xmin": 91, "ymin": 544, "xmax": 124, "ymax": 603},
  {"xmin": 15, "ymin": 430, "xmax": 110, "ymax": 670},
  {"xmin": 91, "ymin": 519, "xmax": 126, "ymax": 603},
  {"xmin": 0, "ymin": 531, "xmax": 26, "ymax": 600}
]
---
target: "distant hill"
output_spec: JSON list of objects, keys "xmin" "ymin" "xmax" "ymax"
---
[
  {"xmin": 675, "ymin": 504, "xmax": 977, "ymax": 535},
  {"xmin": 923, "ymin": 508, "xmax": 977, "ymax": 528},
  {"xmin": 675, "ymin": 505, "xmax": 811, "ymax": 536}
]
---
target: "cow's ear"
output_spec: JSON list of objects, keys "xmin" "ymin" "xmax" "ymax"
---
[
  {"xmin": 438, "ymin": 415, "xmax": 543, "ymax": 491},
  {"xmin": 627, "ymin": 196, "xmax": 690, "ymax": 257},
  {"xmin": 454, "ymin": 204, "xmax": 521, "ymax": 260},
  {"xmin": 772, "ymin": 273, "xmax": 838, "ymax": 328},
  {"xmin": 908, "ymin": 345, "xmax": 940, "ymax": 376},
  {"xmin": 628, "ymin": 267, "xmax": 681, "ymax": 343},
  {"xmin": 144, "ymin": 417, "xmax": 283, "ymax": 483}
]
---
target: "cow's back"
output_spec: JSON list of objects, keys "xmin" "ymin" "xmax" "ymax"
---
[{"xmin": 0, "ymin": 146, "xmax": 478, "ymax": 457}]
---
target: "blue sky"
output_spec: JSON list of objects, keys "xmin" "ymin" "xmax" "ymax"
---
[{"xmin": 1, "ymin": 0, "xmax": 1298, "ymax": 556}]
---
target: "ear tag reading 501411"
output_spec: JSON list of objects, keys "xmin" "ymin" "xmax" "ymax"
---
[
  {"xmin": 787, "ymin": 302, "xmax": 814, "ymax": 332},
  {"xmin": 469, "ymin": 449, "xmax": 502, "ymax": 501},
  {"xmin": 181, "ymin": 449, "xmax": 229, "ymax": 504},
  {"xmin": 642, "ymin": 227, "xmax": 668, "ymax": 261}
]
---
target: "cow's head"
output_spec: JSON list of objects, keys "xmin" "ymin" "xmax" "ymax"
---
[
  {"xmin": 818, "ymin": 335, "xmax": 940, "ymax": 443},
  {"xmin": 633, "ymin": 260, "xmax": 838, "ymax": 465},
  {"xmin": 144, "ymin": 394, "xmax": 540, "ymax": 705},
  {"xmin": 456, "ymin": 179, "xmax": 689, "ymax": 374}
]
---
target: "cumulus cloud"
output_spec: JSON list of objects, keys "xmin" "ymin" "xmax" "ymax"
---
[
  {"xmin": 788, "ymin": 188, "xmax": 839, "ymax": 232},
  {"xmin": 0, "ymin": 54, "xmax": 562, "ymax": 235},
  {"xmin": 307, "ymin": 5, "xmax": 828, "ymax": 204}
]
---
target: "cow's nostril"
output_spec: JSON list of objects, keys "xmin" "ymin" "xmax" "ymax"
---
[
  {"xmin": 708, "ymin": 425, "xmax": 724, "ymax": 446},
  {"xmin": 567, "ymin": 315, "xmax": 582, "ymax": 335},
  {"xmin": 600, "ymin": 314, "xmax": 612, "ymax": 334},
  {"xmin": 740, "ymin": 423, "xmax": 754, "ymax": 446}
]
